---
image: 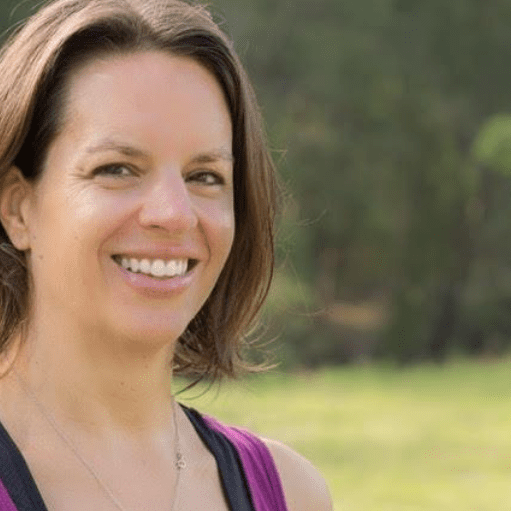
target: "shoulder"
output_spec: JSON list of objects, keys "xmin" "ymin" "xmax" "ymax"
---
[{"xmin": 262, "ymin": 438, "xmax": 333, "ymax": 511}]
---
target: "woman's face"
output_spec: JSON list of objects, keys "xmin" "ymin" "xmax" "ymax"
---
[{"xmin": 20, "ymin": 51, "xmax": 235, "ymax": 345}]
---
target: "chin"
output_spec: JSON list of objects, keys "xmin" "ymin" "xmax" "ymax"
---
[
  {"xmin": 99, "ymin": 314, "xmax": 189, "ymax": 351},
  {"xmin": 124, "ymin": 324, "xmax": 186, "ymax": 346}
]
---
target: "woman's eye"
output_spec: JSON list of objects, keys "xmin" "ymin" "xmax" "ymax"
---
[
  {"xmin": 93, "ymin": 164, "xmax": 134, "ymax": 177},
  {"xmin": 187, "ymin": 171, "xmax": 225, "ymax": 186}
]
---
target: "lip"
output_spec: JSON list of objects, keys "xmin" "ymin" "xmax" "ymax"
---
[{"xmin": 111, "ymin": 255, "xmax": 197, "ymax": 298}]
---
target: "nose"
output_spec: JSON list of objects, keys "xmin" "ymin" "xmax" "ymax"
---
[{"xmin": 138, "ymin": 170, "xmax": 198, "ymax": 233}]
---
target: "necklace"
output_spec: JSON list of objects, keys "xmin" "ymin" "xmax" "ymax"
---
[{"xmin": 14, "ymin": 370, "xmax": 185, "ymax": 511}]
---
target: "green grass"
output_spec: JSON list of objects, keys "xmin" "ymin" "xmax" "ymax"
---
[{"xmin": 176, "ymin": 357, "xmax": 511, "ymax": 511}]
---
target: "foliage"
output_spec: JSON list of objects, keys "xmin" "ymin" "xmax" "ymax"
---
[
  {"xmin": 208, "ymin": 0, "xmax": 511, "ymax": 364},
  {"xmin": 473, "ymin": 115, "xmax": 511, "ymax": 174},
  {"xmin": 3, "ymin": 0, "xmax": 511, "ymax": 364}
]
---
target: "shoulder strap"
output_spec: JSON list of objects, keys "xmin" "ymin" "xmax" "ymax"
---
[
  {"xmin": 181, "ymin": 406, "xmax": 255, "ymax": 511},
  {"xmin": 200, "ymin": 415, "xmax": 289, "ymax": 511},
  {"xmin": 0, "ymin": 420, "xmax": 47, "ymax": 511}
]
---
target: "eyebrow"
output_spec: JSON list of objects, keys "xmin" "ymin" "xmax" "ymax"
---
[
  {"xmin": 85, "ymin": 139, "xmax": 148, "ymax": 159},
  {"xmin": 84, "ymin": 139, "xmax": 234, "ymax": 164},
  {"xmin": 190, "ymin": 150, "xmax": 234, "ymax": 164}
]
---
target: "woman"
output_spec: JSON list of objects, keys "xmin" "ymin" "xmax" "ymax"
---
[{"xmin": 0, "ymin": 0, "xmax": 332, "ymax": 510}]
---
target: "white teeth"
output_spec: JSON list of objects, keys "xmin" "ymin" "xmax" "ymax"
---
[
  {"xmin": 117, "ymin": 256, "xmax": 189, "ymax": 278},
  {"xmin": 130, "ymin": 258, "xmax": 140, "ymax": 273},
  {"xmin": 151, "ymin": 259, "xmax": 167, "ymax": 277},
  {"xmin": 166, "ymin": 260, "xmax": 178, "ymax": 276},
  {"xmin": 140, "ymin": 259, "xmax": 151, "ymax": 274}
]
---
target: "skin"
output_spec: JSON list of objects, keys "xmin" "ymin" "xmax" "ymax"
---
[{"xmin": 0, "ymin": 51, "xmax": 332, "ymax": 510}]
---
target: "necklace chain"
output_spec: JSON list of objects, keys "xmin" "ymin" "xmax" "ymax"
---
[{"xmin": 14, "ymin": 371, "xmax": 185, "ymax": 511}]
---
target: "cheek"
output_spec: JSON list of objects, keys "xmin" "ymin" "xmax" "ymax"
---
[
  {"xmin": 201, "ymin": 200, "xmax": 235, "ymax": 261},
  {"xmin": 28, "ymin": 187, "xmax": 120, "ymax": 269}
]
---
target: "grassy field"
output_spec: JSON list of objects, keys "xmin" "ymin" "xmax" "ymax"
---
[{"xmin": 176, "ymin": 357, "xmax": 511, "ymax": 511}]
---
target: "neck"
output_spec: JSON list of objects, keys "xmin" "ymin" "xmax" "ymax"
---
[{"xmin": 8, "ymin": 316, "xmax": 178, "ymax": 436}]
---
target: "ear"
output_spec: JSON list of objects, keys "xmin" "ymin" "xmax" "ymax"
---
[{"xmin": 0, "ymin": 166, "xmax": 34, "ymax": 251}]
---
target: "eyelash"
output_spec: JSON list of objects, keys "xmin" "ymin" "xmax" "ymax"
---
[
  {"xmin": 186, "ymin": 170, "xmax": 225, "ymax": 186},
  {"xmin": 92, "ymin": 164, "xmax": 226, "ymax": 186},
  {"xmin": 92, "ymin": 164, "xmax": 134, "ymax": 178}
]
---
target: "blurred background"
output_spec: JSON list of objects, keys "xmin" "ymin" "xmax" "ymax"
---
[
  {"xmin": 3, "ymin": 0, "xmax": 511, "ymax": 368},
  {"xmin": 3, "ymin": 1, "xmax": 511, "ymax": 509}
]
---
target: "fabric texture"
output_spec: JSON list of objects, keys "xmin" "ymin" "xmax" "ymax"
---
[
  {"xmin": 182, "ymin": 406, "xmax": 289, "ymax": 511},
  {"xmin": 201, "ymin": 414, "xmax": 289, "ymax": 511},
  {"xmin": 181, "ymin": 406, "xmax": 256, "ymax": 511},
  {"xmin": 0, "ymin": 406, "xmax": 289, "ymax": 511},
  {"xmin": 0, "ymin": 420, "xmax": 48, "ymax": 511},
  {"xmin": 0, "ymin": 478, "xmax": 18, "ymax": 511}
]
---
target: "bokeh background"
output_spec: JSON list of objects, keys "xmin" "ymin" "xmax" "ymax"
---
[{"xmin": 2, "ymin": 0, "xmax": 511, "ymax": 509}]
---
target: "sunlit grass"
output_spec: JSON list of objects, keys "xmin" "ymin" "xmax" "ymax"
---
[{"xmin": 176, "ymin": 357, "xmax": 511, "ymax": 511}]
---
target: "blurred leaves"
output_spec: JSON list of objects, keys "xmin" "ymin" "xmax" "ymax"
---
[
  {"xmin": 473, "ymin": 115, "xmax": 511, "ymax": 175},
  {"xmin": 3, "ymin": 0, "xmax": 511, "ymax": 365}
]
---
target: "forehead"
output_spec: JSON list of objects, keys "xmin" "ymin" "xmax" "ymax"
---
[{"xmin": 60, "ymin": 51, "xmax": 232, "ymax": 156}]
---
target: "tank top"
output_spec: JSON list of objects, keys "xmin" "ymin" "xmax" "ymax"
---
[{"xmin": 0, "ymin": 404, "xmax": 289, "ymax": 511}]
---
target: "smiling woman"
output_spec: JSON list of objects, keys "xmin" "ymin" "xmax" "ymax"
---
[
  {"xmin": 0, "ymin": 1, "xmax": 332, "ymax": 511},
  {"xmin": 19, "ymin": 52, "xmax": 236, "ymax": 344}
]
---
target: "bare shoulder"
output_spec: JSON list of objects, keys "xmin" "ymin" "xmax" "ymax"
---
[{"xmin": 262, "ymin": 437, "xmax": 333, "ymax": 511}]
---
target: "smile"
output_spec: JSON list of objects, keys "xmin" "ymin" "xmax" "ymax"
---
[{"xmin": 112, "ymin": 256, "xmax": 197, "ymax": 279}]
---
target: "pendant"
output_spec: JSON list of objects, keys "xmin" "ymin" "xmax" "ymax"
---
[{"xmin": 176, "ymin": 452, "xmax": 186, "ymax": 470}]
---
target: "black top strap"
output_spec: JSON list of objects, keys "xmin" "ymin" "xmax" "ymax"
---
[
  {"xmin": 0, "ymin": 420, "xmax": 47, "ymax": 511},
  {"xmin": 0, "ymin": 407, "xmax": 256, "ymax": 511},
  {"xmin": 181, "ymin": 405, "xmax": 256, "ymax": 511}
]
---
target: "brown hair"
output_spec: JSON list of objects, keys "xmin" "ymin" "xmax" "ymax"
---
[{"xmin": 0, "ymin": 0, "xmax": 277, "ymax": 382}]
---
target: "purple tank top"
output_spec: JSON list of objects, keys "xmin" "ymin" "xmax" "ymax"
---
[
  {"xmin": 0, "ymin": 478, "xmax": 17, "ymax": 511},
  {"xmin": 0, "ymin": 410, "xmax": 290, "ymax": 511},
  {"xmin": 202, "ymin": 415, "xmax": 289, "ymax": 511}
]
